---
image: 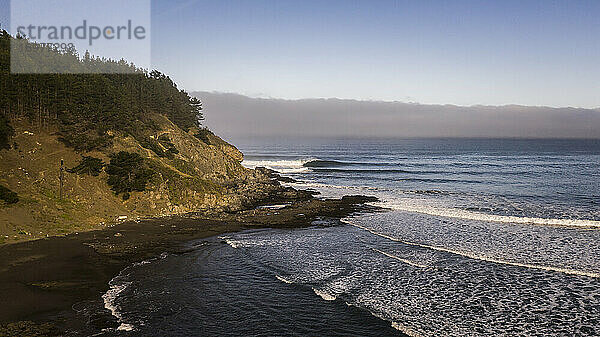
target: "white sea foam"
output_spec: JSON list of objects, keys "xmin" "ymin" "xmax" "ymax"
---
[
  {"xmin": 280, "ymin": 167, "xmax": 311, "ymax": 173},
  {"xmin": 241, "ymin": 158, "xmax": 315, "ymax": 173},
  {"xmin": 391, "ymin": 322, "xmax": 424, "ymax": 337},
  {"xmin": 313, "ymin": 288, "xmax": 336, "ymax": 301},
  {"xmin": 378, "ymin": 202, "xmax": 600, "ymax": 228},
  {"xmin": 132, "ymin": 260, "xmax": 151, "ymax": 266},
  {"xmin": 372, "ymin": 248, "xmax": 429, "ymax": 269},
  {"xmin": 275, "ymin": 275, "xmax": 294, "ymax": 284},
  {"xmin": 100, "ymin": 252, "xmax": 176, "ymax": 332},
  {"xmin": 257, "ymin": 204, "xmax": 289, "ymax": 210},
  {"xmin": 365, "ymin": 310, "xmax": 424, "ymax": 337},
  {"xmin": 347, "ymin": 221, "xmax": 600, "ymax": 278},
  {"xmin": 117, "ymin": 323, "xmax": 134, "ymax": 331},
  {"xmin": 222, "ymin": 237, "xmax": 240, "ymax": 248},
  {"xmin": 286, "ymin": 181, "xmax": 378, "ymax": 191},
  {"xmin": 102, "ymin": 277, "xmax": 134, "ymax": 332},
  {"xmin": 222, "ymin": 237, "xmax": 269, "ymax": 249}
]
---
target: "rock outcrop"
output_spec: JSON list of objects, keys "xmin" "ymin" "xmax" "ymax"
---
[{"xmin": 0, "ymin": 115, "xmax": 296, "ymax": 244}]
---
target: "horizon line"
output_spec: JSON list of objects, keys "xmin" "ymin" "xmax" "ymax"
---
[
  {"xmin": 225, "ymin": 135, "xmax": 600, "ymax": 140},
  {"xmin": 191, "ymin": 90, "xmax": 600, "ymax": 111}
]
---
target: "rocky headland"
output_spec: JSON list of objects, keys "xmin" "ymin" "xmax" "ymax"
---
[{"xmin": 0, "ymin": 31, "xmax": 381, "ymax": 336}]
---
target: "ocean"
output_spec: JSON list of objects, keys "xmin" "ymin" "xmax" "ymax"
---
[{"xmin": 97, "ymin": 138, "xmax": 600, "ymax": 336}]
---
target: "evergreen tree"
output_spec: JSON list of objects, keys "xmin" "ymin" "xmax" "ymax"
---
[
  {"xmin": 106, "ymin": 151, "xmax": 154, "ymax": 199},
  {"xmin": 0, "ymin": 31, "xmax": 204, "ymax": 151}
]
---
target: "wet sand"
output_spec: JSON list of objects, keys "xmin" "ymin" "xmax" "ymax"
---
[{"xmin": 0, "ymin": 196, "xmax": 378, "ymax": 336}]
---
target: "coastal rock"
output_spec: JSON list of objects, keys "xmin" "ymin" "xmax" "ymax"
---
[
  {"xmin": 0, "ymin": 116, "xmax": 294, "ymax": 243},
  {"xmin": 255, "ymin": 167, "xmax": 297, "ymax": 183}
]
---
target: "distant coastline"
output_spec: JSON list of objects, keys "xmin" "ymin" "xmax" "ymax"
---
[{"xmin": 193, "ymin": 91, "xmax": 600, "ymax": 140}]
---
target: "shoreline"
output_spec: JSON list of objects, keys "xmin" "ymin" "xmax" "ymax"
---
[
  {"xmin": 0, "ymin": 194, "xmax": 380, "ymax": 336},
  {"xmin": 95, "ymin": 232, "xmax": 408, "ymax": 337}
]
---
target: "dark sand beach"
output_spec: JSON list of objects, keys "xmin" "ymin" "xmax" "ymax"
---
[{"xmin": 0, "ymin": 196, "xmax": 379, "ymax": 336}]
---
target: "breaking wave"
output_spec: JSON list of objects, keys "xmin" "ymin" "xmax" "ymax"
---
[
  {"xmin": 312, "ymin": 168, "xmax": 418, "ymax": 174},
  {"xmin": 313, "ymin": 288, "xmax": 337, "ymax": 301},
  {"xmin": 102, "ymin": 275, "xmax": 134, "ymax": 331},
  {"xmin": 303, "ymin": 159, "xmax": 404, "ymax": 168},
  {"xmin": 377, "ymin": 202, "xmax": 600, "ymax": 228},
  {"xmin": 347, "ymin": 221, "xmax": 600, "ymax": 278},
  {"xmin": 275, "ymin": 275, "xmax": 294, "ymax": 284},
  {"xmin": 372, "ymin": 248, "xmax": 430, "ymax": 269},
  {"xmin": 285, "ymin": 181, "xmax": 378, "ymax": 191},
  {"xmin": 242, "ymin": 158, "xmax": 315, "ymax": 173},
  {"xmin": 303, "ymin": 159, "xmax": 349, "ymax": 167}
]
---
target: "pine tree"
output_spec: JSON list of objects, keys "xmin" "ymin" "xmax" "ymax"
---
[{"xmin": 0, "ymin": 31, "xmax": 205, "ymax": 151}]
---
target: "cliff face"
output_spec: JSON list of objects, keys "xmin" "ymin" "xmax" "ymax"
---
[
  {"xmin": 0, "ymin": 115, "xmax": 288, "ymax": 244},
  {"xmin": 0, "ymin": 33, "xmax": 308, "ymax": 245}
]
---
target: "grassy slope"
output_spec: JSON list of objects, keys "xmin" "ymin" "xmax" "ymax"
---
[{"xmin": 0, "ymin": 114, "xmax": 253, "ymax": 244}]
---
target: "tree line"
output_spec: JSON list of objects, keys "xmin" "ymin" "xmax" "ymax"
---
[{"xmin": 0, "ymin": 30, "xmax": 204, "ymax": 151}]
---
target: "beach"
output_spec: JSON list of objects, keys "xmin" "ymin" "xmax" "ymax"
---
[{"xmin": 0, "ymin": 196, "xmax": 380, "ymax": 336}]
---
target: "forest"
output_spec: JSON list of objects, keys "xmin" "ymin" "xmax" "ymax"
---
[{"xmin": 0, "ymin": 30, "xmax": 204, "ymax": 151}]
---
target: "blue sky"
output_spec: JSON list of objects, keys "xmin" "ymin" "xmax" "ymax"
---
[{"xmin": 2, "ymin": 0, "xmax": 600, "ymax": 107}]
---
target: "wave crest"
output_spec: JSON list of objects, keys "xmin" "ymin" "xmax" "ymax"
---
[
  {"xmin": 346, "ymin": 221, "xmax": 600, "ymax": 278},
  {"xmin": 313, "ymin": 288, "xmax": 336, "ymax": 301},
  {"xmin": 242, "ymin": 158, "xmax": 315, "ymax": 173},
  {"xmin": 303, "ymin": 159, "xmax": 348, "ymax": 167},
  {"xmin": 378, "ymin": 202, "xmax": 600, "ymax": 228}
]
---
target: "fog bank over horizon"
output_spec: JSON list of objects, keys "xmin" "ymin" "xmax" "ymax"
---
[{"xmin": 193, "ymin": 92, "xmax": 600, "ymax": 142}]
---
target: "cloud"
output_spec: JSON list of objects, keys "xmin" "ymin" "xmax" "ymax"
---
[{"xmin": 193, "ymin": 91, "xmax": 600, "ymax": 141}]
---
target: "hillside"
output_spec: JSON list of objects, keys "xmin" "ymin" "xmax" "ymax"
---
[{"xmin": 0, "ymin": 32, "xmax": 298, "ymax": 244}]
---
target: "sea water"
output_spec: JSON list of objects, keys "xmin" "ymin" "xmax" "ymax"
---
[{"xmin": 93, "ymin": 138, "xmax": 600, "ymax": 336}]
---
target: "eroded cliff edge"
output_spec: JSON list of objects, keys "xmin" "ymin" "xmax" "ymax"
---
[{"xmin": 0, "ymin": 114, "xmax": 308, "ymax": 244}]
